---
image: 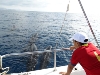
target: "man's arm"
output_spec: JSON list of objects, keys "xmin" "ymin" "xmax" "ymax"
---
[
  {"xmin": 59, "ymin": 63, "xmax": 75, "ymax": 75},
  {"xmin": 62, "ymin": 46, "xmax": 76, "ymax": 51},
  {"xmin": 66, "ymin": 63, "xmax": 75, "ymax": 75}
]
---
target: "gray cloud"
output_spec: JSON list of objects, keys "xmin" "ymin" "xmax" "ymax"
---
[
  {"xmin": 1, "ymin": 0, "xmax": 99, "ymax": 13},
  {"xmin": 0, "ymin": 0, "xmax": 49, "ymax": 8},
  {"xmin": 0, "ymin": 0, "xmax": 62, "ymax": 11}
]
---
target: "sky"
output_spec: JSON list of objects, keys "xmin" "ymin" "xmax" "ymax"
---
[{"xmin": 0, "ymin": 0, "xmax": 100, "ymax": 13}]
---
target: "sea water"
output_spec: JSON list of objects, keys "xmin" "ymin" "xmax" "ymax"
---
[{"xmin": 0, "ymin": 9, "xmax": 100, "ymax": 73}]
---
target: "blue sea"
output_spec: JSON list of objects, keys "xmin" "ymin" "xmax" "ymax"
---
[{"xmin": 0, "ymin": 9, "xmax": 100, "ymax": 73}]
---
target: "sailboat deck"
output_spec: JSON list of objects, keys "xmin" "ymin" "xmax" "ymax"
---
[{"xmin": 9, "ymin": 64, "xmax": 86, "ymax": 75}]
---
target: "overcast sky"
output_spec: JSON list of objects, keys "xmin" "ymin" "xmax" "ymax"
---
[{"xmin": 0, "ymin": 0, "xmax": 100, "ymax": 13}]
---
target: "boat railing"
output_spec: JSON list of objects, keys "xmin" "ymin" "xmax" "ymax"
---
[{"xmin": 0, "ymin": 48, "xmax": 70, "ymax": 75}]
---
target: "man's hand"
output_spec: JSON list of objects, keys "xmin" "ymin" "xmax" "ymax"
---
[{"xmin": 59, "ymin": 72, "xmax": 69, "ymax": 75}]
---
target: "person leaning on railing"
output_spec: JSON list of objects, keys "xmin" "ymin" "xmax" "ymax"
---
[{"xmin": 59, "ymin": 32, "xmax": 100, "ymax": 75}]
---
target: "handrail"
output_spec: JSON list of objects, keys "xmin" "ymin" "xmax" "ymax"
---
[
  {"xmin": 1, "ymin": 49, "xmax": 64, "ymax": 58},
  {"xmin": 0, "ymin": 48, "xmax": 70, "ymax": 74}
]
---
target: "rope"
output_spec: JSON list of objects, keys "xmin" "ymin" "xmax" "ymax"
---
[
  {"xmin": 59, "ymin": 0, "xmax": 70, "ymax": 35},
  {"xmin": 77, "ymin": 0, "xmax": 100, "ymax": 49},
  {"xmin": 54, "ymin": 0, "xmax": 70, "ymax": 49}
]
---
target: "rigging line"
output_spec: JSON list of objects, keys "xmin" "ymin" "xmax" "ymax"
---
[
  {"xmin": 54, "ymin": 0, "xmax": 70, "ymax": 49},
  {"xmin": 77, "ymin": 0, "xmax": 100, "ymax": 49},
  {"xmin": 59, "ymin": 0, "xmax": 70, "ymax": 35}
]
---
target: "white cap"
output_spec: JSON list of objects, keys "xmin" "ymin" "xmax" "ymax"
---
[{"xmin": 71, "ymin": 32, "xmax": 88, "ymax": 43}]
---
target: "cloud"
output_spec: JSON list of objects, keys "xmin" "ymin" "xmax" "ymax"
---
[
  {"xmin": 0, "ymin": 0, "xmax": 100, "ymax": 13},
  {"xmin": 0, "ymin": 0, "xmax": 69, "ymax": 12}
]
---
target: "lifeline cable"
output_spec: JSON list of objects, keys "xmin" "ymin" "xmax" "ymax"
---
[
  {"xmin": 59, "ymin": 0, "xmax": 70, "ymax": 35},
  {"xmin": 54, "ymin": 0, "xmax": 70, "ymax": 49},
  {"xmin": 78, "ymin": 0, "xmax": 100, "ymax": 49}
]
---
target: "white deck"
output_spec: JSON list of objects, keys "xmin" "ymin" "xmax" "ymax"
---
[{"xmin": 10, "ymin": 64, "xmax": 86, "ymax": 75}]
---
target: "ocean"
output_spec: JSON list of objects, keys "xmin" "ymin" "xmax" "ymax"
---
[{"xmin": 0, "ymin": 9, "xmax": 100, "ymax": 73}]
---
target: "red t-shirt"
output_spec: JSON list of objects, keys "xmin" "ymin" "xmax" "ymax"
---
[{"xmin": 71, "ymin": 43, "xmax": 100, "ymax": 75}]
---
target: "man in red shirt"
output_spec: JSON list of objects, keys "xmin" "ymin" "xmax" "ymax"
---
[{"xmin": 59, "ymin": 32, "xmax": 100, "ymax": 75}]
